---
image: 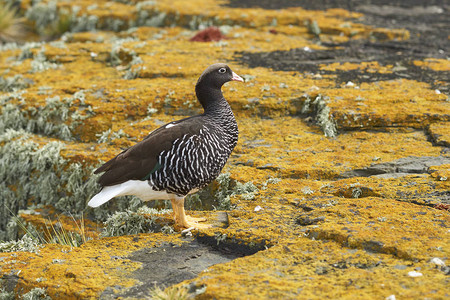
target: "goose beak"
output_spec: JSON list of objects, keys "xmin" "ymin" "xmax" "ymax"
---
[{"xmin": 231, "ymin": 72, "xmax": 244, "ymax": 82}]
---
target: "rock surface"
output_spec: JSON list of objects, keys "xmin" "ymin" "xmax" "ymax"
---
[{"xmin": 0, "ymin": 0, "xmax": 449, "ymax": 299}]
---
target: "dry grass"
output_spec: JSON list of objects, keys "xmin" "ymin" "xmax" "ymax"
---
[
  {"xmin": 149, "ymin": 285, "xmax": 190, "ymax": 300},
  {"xmin": 42, "ymin": 214, "xmax": 88, "ymax": 247},
  {"xmin": 13, "ymin": 211, "xmax": 89, "ymax": 248},
  {"xmin": 0, "ymin": 2, "xmax": 27, "ymax": 43}
]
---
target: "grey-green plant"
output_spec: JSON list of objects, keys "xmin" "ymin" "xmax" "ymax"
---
[
  {"xmin": 160, "ymin": 225, "xmax": 175, "ymax": 235},
  {"xmin": 141, "ymin": 11, "xmax": 167, "ymax": 28},
  {"xmin": 146, "ymin": 103, "xmax": 158, "ymax": 116},
  {"xmin": 25, "ymin": 1, "xmax": 58, "ymax": 35},
  {"xmin": 101, "ymin": 210, "xmax": 158, "ymax": 237},
  {"xmin": 124, "ymin": 65, "xmax": 141, "ymax": 80},
  {"xmin": 301, "ymin": 186, "xmax": 314, "ymax": 195},
  {"xmin": 0, "ymin": 75, "xmax": 30, "ymax": 92},
  {"xmin": 103, "ymin": 17, "xmax": 125, "ymax": 32},
  {"xmin": 19, "ymin": 0, "xmax": 273, "ymax": 41},
  {"xmin": 214, "ymin": 232, "xmax": 227, "ymax": 245},
  {"xmin": 0, "ymin": 90, "xmax": 94, "ymax": 141},
  {"xmin": 96, "ymin": 128, "xmax": 129, "ymax": 144},
  {"xmin": 5, "ymin": 218, "xmax": 18, "ymax": 241},
  {"xmin": 189, "ymin": 15, "xmax": 213, "ymax": 30},
  {"xmin": 21, "ymin": 287, "xmax": 52, "ymax": 300},
  {"xmin": 241, "ymin": 74, "xmax": 255, "ymax": 82},
  {"xmin": 352, "ymin": 187, "xmax": 363, "ymax": 198},
  {"xmin": 213, "ymin": 173, "xmax": 258, "ymax": 210},
  {"xmin": 100, "ymin": 205, "xmax": 178, "ymax": 237},
  {"xmin": 70, "ymin": 13, "xmax": 98, "ymax": 32},
  {"xmin": 186, "ymin": 173, "xmax": 258, "ymax": 211},
  {"xmin": 1, "ymin": 279, "xmax": 52, "ymax": 299},
  {"xmin": 37, "ymin": 86, "xmax": 53, "ymax": 95},
  {"xmin": 17, "ymin": 42, "xmax": 43, "ymax": 61},
  {"xmin": 0, "ymin": 234, "xmax": 41, "ymax": 253},
  {"xmin": 0, "ymin": 129, "xmax": 109, "ymax": 241},
  {"xmin": 123, "ymin": 55, "xmax": 144, "ymax": 79},
  {"xmin": 29, "ymin": 47, "xmax": 60, "ymax": 73},
  {"xmin": 260, "ymin": 85, "xmax": 271, "ymax": 92},
  {"xmin": 302, "ymin": 94, "xmax": 337, "ymax": 137},
  {"xmin": 306, "ymin": 19, "xmax": 321, "ymax": 36},
  {"xmin": 136, "ymin": 206, "xmax": 171, "ymax": 215},
  {"xmin": 163, "ymin": 89, "xmax": 176, "ymax": 105},
  {"xmin": 261, "ymin": 177, "xmax": 281, "ymax": 190},
  {"xmin": 109, "ymin": 38, "xmax": 138, "ymax": 67},
  {"xmin": 0, "ymin": 285, "xmax": 14, "ymax": 300},
  {"xmin": 0, "ymin": 41, "xmax": 20, "ymax": 52},
  {"xmin": 86, "ymin": 4, "xmax": 99, "ymax": 10}
]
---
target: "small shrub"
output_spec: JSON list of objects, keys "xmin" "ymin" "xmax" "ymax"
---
[{"xmin": 101, "ymin": 210, "xmax": 158, "ymax": 237}]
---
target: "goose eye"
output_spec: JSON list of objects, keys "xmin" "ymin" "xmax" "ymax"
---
[{"xmin": 218, "ymin": 67, "xmax": 227, "ymax": 74}]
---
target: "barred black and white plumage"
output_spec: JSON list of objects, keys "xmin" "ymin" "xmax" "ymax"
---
[
  {"xmin": 88, "ymin": 63, "xmax": 243, "ymax": 229},
  {"xmin": 150, "ymin": 115, "xmax": 238, "ymax": 195}
]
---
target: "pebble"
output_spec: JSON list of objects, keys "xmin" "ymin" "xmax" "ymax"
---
[
  {"xmin": 308, "ymin": 85, "xmax": 320, "ymax": 91},
  {"xmin": 254, "ymin": 205, "xmax": 263, "ymax": 212},
  {"xmin": 430, "ymin": 257, "xmax": 445, "ymax": 267},
  {"xmin": 386, "ymin": 295, "xmax": 396, "ymax": 300},
  {"xmin": 407, "ymin": 271, "xmax": 423, "ymax": 277}
]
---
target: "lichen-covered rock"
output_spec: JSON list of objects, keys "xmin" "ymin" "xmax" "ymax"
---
[{"xmin": 0, "ymin": 0, "xmax": 448, "ymax": 299}]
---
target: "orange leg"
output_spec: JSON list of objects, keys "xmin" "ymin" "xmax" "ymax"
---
[{"xmin": 170, "ymin": 197, "xmax": 210, "ymax": 229}]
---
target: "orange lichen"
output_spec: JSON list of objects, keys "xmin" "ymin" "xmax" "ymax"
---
[
  {"xmin": 234, "ymin": 118, "xmax": 443, "ymax": 181},
  {"xmin": 323, "ymin": 79, "xmax": 449, "ymax": 129},
  {"xmin": 413, "ymin": 58, "xmax": 450, "ymax": 72},
  {"xmin": 1, "ymin": 0, "xmax": 449, "ymax": 299},
  {"xmin": 427, "ymin": 122, "xmax": 450, "ymax": 147},
  {"xmin": 429, "ymin": 164, "xmax": 450, "ymax": 182},
  {"xmin": 0, "ymin": 234, "xmax": 185, "ymax": 298},
  {"xmin": 187, "ymin": 239, "xmax": 448, "ymax": 299},
  {"xmin": 320, "ymin": 61, "xmax": 393, "ymax": 74}
]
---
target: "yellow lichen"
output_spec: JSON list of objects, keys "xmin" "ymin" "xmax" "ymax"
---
[
  {"xmin": 0, "ymin": 234, "xmax": 185, "ymax": 298},
  {"xmin": 427, "ymin": 121, "xmax": 450, "ymax": 147},
  {"xmin": 1, "ymin": 0, "xmax": 449, "ymax": 299},
  {"xmin": 413, "ymin": 58, "xmax": 450, "ymax": 72}
]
